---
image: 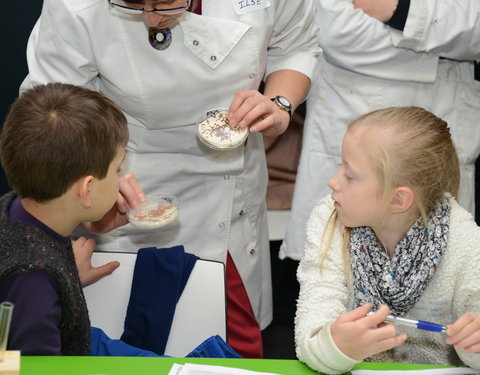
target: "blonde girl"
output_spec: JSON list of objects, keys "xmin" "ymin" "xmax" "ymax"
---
[{"xmin": 295, "ymin": 107, "xmax": 480, "ymax": 374}]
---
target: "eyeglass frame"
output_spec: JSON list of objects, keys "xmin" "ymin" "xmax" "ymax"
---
[{"xmin": 107, "ymin": 0, "xmax": 191, "ymax": 15}]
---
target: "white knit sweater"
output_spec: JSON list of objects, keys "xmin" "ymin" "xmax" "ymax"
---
[{"xmin": 295, "ymin": 195, "xmax": 480, "ymax": 374}]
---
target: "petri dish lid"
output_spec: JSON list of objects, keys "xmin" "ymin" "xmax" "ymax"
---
[
  {"xmin": 197, "ymin": 108, "xmax": 249, "ymax": 151},
  {"xmin": 128, "ymin": 194, "xmax": 179, "ymax": 229}
]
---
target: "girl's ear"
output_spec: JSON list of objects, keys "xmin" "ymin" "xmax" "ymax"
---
[
  {"xmin": 390, "ymin": 186, "xmax": 415, "ymax": 214},
  {"xmin": 78, "ymin": 175, "xmax": 94, "ymax": 208}
]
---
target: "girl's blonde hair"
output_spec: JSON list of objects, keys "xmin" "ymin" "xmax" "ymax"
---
[{"xmin": 318, "ymin": 106, "xmax": 460, "ymax": 271}]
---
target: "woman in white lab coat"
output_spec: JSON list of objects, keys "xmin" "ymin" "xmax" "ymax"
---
[
  {"xmin": 280, "ymin": 0, "xmax": 480, "ymax": 261},
  {"xmin": 21, "ymin": 0, "xmax": 320, "ymax": 357}
]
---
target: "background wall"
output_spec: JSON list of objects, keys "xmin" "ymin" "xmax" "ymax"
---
[{"xmin": 0, "ymin": 1, "xmax": 44, "ymax": 194}]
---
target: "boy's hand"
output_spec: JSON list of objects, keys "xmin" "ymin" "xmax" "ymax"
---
[
  {"xmin": 331, "ymin": 304, "xmax": 407, "ymax": 360},
  {"xmin": 446, "ymin": 312, "xmax": 480, "ymax": 353},
  {"xmin": 83, "ymin": 173, "xmax": 146, "ymax": 233},
  {"xmin": 72, "ymin": 237, "xmax": 120, "ymax": 287}
]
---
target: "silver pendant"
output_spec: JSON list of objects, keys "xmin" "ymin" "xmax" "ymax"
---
[{"xmin": 148, "ymin": 27, "xmax": 172, "ymax": 50}]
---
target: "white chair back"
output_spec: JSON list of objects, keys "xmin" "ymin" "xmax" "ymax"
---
[{"xmin": 83, "ymin": 252, "xmax": 226, "ymax": 357}]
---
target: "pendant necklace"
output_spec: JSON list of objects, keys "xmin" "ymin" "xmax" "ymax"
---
[{"xmin": 148, "ymin": 27, "xmax": 172, "ymax": 50}]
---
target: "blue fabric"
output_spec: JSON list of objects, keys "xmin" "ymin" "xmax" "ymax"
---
[
  {"xmin": 91, "ymin": 327, "xmax": 162, "ymax": 357},
  {"xmin": 91, "ymin": 327, "xmax": 241, "ymax": 359},
  {"xmin": 120, "ymin": 245, "xmax": 198, "ymax": 355},
  {"xmin": 187, "ymin": 335, "xmax": 242, "ymax": 358}
]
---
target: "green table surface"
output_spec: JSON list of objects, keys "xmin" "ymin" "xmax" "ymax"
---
[{"xmin": 20, "ymin": 356, "xmax": 456, "ymax": 375}]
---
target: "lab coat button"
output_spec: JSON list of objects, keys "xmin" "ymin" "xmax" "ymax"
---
[
  {"xmin": 224, "ymin": 174, "xmax": 230, "ymax": 180},
  {"xmin": 193, "ymin": 40, "xmax": 199, "ymax": 46},
  {"xmin": 249, "ymin": 249, "xmax": 255, "ymax": 255},
  {"xmin": 219, "ymin": 222, "xmax": 226, "ymax": 229},
  {"xmin": 210, "ymin": 56, "xmax": 217, "ymax": 61},
  {"xmin": 249, "ymin": 73, "xmax": 255, "ymax": 79},
  {"xmin": 239, "ymin": 210, "xmax": 245, "ymax": 216}
]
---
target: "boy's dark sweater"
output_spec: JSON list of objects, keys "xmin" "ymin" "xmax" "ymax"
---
[{"xmin": 0, "ymin": 192, "xmax": 90, "ymax": 355}]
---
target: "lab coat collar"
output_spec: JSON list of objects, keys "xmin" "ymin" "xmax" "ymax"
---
[{"xmin": 179, "ymin": 12, "xmax": 251, "ymax": 69}]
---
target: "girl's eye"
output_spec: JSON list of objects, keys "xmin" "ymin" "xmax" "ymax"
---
[{"xmin": 344, "ymin": 173, "xmax": 353, "ymax": 181}]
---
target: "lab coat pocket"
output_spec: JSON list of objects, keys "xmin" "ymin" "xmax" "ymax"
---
[
  {"xmin": 455, "ymin": 77, "xmax": 480, "ymax": 163},
  {"xmin": 308, "ymin": 61, "xmax": 384, "ymax": 155},
  {"xmin": 128, "ymin": 123, "xmax": 246, "ymax": 176},
  {"xmin": 432, "ymin": 60, "xmax": 480, "ymax": 164}
]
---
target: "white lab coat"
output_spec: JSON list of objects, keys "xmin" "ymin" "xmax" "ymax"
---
[
  {"xmin": 391, "ymin": 0, "xmax": 480, "ymax": 59},
  {"xmin": 21, "ymin": 0, "xmax": 320, "ymax": 328},
  {"xmin": 280, "ymin": 0, "xmax": 480, "ymax": 260}
]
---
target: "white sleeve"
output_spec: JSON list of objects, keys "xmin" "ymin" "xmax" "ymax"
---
[
  {"xmin": 265, "ymin": 0, "xmax": 321, "ymax": 80},
  {"xmin": 294, "ymin": 196, "xmax": 360, "ymax": 375},
  {"xmin": 316, "ymin": 0, "xmax": 438, "ymax": 83},
  {"xmin": 20, "ymin": 0, "xmax": 100, "ymax": 93},
  {"xmin": 390, "ymin": 0, "xmax": 480, "ymax": 60},
  {"xmin": 450, "ymin": 202, "xmax": 480, "ymax": 369}
]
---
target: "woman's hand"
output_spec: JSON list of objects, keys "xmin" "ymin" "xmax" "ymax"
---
[
  {"xmin": 353, "ymin": 0, "xmax": 398, "ymax": 22},
  {"xmin": 72, "ymin": 237, "xmax": 120, "ymax": 287},
  {"xmin": 331, "ymin": 304, "xmax": 407, "ymax": 360},
  {"xmin": 83, "ymin": 173, "xmax": 146, "ymax": 234},
  {"xmin": 446, "ymin": 312, "xmax": 480, "ymax": 353},
  {"xmin": 228, "ymin": 90, "xmax": 290, "ymax": 137}
]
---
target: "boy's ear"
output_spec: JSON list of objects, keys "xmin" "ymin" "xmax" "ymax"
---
[
  {"xmin": 390, "ymin": 186, "xmax": 415, "ymax": 214},
  {"xmin": 78, "ymin": 175, "xmax": 95, "ymax": 208}
]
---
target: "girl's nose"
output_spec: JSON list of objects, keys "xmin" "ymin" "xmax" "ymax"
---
[{"xmin": 328, "ymin": 169, "xmax": 340, "ymax": 191}]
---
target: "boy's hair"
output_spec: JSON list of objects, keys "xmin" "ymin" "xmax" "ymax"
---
[
  {"xmin": 0, "ymin": 83, "xmax": 128, "ymax": 202},
  {"xmin": 319, "ymin": 106, "xmax": 460, "ymax": 273}
]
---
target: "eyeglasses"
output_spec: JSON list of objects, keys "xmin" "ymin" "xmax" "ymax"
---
[{"xmin": 108, "ymin": 0, "xmax": 191, "ymax": 15}]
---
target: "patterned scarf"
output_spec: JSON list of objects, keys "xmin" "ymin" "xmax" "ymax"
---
[{"xmin": 350, "ymin": 198, "xmax": 450, "ymax": 315}]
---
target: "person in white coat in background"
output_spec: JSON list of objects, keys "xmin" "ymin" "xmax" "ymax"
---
[
  {"xmin": 354, "ymin": 0, "xmax": 480, "ymax": 56},
  {"xmin": 280, "ymin": 0, "xmax": 480, "ymax": 261},
  {"xmin": 20, "ymin": 0, "xmax": 321, "ymax": 358}
]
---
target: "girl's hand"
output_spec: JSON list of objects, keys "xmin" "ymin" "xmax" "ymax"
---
[
  {"xmin": 446, "ymin": 312, "xmax": 480, "ymax": 353},
  {"xmin": 227, "ymin": 90, "xmax": 290, "ymax": 137},
  {"xmin": 84, "ymin": 173, "xmax": 146, "ymax": 233},
  {"xmin": 331, "ymin": 304, "xmax": 407, "ymax": 360}
]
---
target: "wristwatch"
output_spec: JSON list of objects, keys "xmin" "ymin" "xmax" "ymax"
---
[{"xmin": 271, "ymin": 95, "xmax": 292, "ymax": 119}]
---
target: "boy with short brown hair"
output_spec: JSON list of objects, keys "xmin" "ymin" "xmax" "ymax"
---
[{"xmin": 0, "ymin": 82, "xmax": 129, "ymax": 355}]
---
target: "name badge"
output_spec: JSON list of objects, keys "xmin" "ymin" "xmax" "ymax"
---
[{"xmin": 233, "ymin": 0, "xmax": 270, "ymax": 15}]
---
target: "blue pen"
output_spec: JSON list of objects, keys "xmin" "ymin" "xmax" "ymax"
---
[{"xmin": 367, "ymin": 312, "xmax": 447, "ymax": 333}]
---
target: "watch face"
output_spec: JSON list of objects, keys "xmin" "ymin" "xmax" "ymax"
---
[{"xmin": 277, "ymin": 96, "xmax": 291, "ymax": 109}]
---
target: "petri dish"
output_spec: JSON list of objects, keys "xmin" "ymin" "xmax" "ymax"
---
[
  {"xmin": 197, "ymin": 108, "xmax": 249, "ymax": 150},
  {"xmin": 128, "ymin": 194, "xmax": 179, "ymax": 229}
]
